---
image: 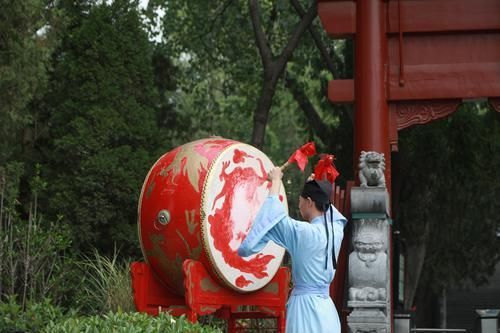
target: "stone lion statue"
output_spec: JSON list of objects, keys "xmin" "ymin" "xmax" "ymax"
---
[{"xmin": 358, "ymin": 151, "xmax": 386, "ymax": 187}]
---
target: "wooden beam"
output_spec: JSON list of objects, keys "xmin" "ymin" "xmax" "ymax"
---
[
  {"xmin": 328, "ymin": 63, "xmax": 500, "ymax": 102},
  {"xmin": 328, "ymin": 80, "xmax": 354, "ymax": 103},
  {"xmin": 318, "ymin": 0, "xmax": 500, "ymax": 38},
  {"xmin": 387, "ymin": 63, "xmax": 500, "ymax": 100},
  {"xmin": 386, "ymin": 0, "xmax": 500, "ymax": 34},
  {"xmin": 318, "ymin": 1, "xmax": 355, "ymax": 38},
  {"xmin": 388, "ymin": 33, "xmax": 500, "ymax": 66}
]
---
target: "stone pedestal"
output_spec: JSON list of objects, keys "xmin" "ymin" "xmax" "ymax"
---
[
  {"xmin": 348, "ymin": 185, "xmax": 391, "ymax": 333},
  {"xmin": 349, "ymin": 307, "xmax": 388, "ymax": 333},
  {"xmin": 394, "ymin": 313, "xmax": 411, "ymax": 333},
  {"xmin": 476, "ymin": 309, "xmax": 499, "ymax": 333}
]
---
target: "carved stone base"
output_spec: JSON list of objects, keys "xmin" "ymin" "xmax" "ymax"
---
[
  {"xmin": 348, "ymin": 301, "xmax": 387, "ymax": 308},
  {"xmin": 348, "ymin": 309, "xmax": 389, "ymax": 333},
  {"xmin": 348, "ymin": 308, "xmax": 386, "ymax": 323},
  {"xmin": 348, "ymin": 323, "xmax": 389, "ymax": 333}
]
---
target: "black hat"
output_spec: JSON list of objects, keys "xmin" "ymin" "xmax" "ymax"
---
[{"xmin": 300, "ymin": 179, "xmax": 332, "ymax": 205}]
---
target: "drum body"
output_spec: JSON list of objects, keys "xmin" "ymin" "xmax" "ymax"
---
[{"xmin": 138, "ymin": 138, "xmax": 286, "ymax": 295}]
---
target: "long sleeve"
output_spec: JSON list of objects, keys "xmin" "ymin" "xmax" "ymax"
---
[
  {"xmin": 238, "ymin": 195, "xmax": 299, "ymax": 257},
  {"xmin": 330, "ymin": 205, "xmax": 347, "ymax": 261}
]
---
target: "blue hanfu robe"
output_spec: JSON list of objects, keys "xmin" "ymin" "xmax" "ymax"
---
[{"xmin": 238, "ymin": 195, "xmax": 347, "ymax": 333}]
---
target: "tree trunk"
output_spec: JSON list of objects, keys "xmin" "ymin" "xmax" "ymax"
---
[
  {"xmin": 285, "ymin": 74, "xmax": 332, "ymax": 144},
  {"xmin": 248, "ymin": 0, "xmax": 317, "ymax": 148},
  {"xmin": 414, "ymin": 285, "xmax": 440, "ymax": 327},
  {"xmin": 251, "ymin": 78, "xmax": 278, "ymax": 149},
  {"xmin": 404, "ymin": 221, "xmax": 430, "ymax": 309},
  {"xmin": 0, "ymin": 171, "xmax": 4, "ymax": 297}
]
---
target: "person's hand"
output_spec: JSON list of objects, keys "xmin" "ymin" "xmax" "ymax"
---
[
  {"xmin": 268, "ymin": 167, "xmax": 283, "ymax": 196},
  {"xmin": 268, "ymin": 167, "xmax": 283, "ymax": 182},
  {"xmin": 307, "ymin": 173, "xmax": 315, "ymax": 182}
]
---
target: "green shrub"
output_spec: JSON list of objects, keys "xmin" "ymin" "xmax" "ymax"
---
[
  {"xmin": 43, "ymin": 311, "xmax": 223, "ymax": 333},
  {"xmin": 0, "ymin": 163, "xmax": 77, "ymax": 307},
  {"xmin": 0, "ymin": 296, "xmax": 68, "ymax": 333}
]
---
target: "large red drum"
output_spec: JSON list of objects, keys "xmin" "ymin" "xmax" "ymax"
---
[{"xmin": 138, "ymin": 138, "xmax": 286, "ymax": 295}]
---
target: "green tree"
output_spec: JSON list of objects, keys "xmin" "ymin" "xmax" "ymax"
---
[
  {"xmin": 147, "ymin": 0, "xmax": 263, "ymax": 145},
  {"xmin": 396, "ymin": 103, "xmax": 500, "ymax": 324},
  {"xmin": 0, "ymin": 1, "xmax": 76, "ymax": 306},
  {"xmin": 146, "ymin": 0, "xmax": 354, "ymax": 213},
  {"xmin": 149, "ymin": 1, "xmax": 313, "ymax": 145},
  {"xmin": 40, "ymin": 0, "xmax": 164, "ymax": 255},
  {"xmin": 0, "ymin": 0, "xmax": 62, "ymax": 164}
]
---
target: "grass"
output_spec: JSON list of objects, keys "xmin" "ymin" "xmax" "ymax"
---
[{"xmin": 79, "ymin": 248, "xmax": 135, "ymax": 314}]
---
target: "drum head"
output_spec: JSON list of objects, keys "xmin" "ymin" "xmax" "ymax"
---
[{"xmin": 201, "ymin": 143, "xmax": 286, "ymax": 292}]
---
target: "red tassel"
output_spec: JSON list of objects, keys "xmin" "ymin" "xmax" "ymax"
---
[
  {"xmin": 286, "ymin": 142, "xmax": 316, "ymax": 172},
  {"xmin": 314, "ymin": 154, "xmax": 340, "ymax": 183}
]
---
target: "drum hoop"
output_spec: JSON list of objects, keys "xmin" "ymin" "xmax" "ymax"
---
[{"xmin": 200, "ymin": 142, "xmax": 284, "ymax": 293}]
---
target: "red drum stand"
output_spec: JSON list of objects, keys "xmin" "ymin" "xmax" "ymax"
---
[{"xmin": 131, "ymin": 260, "xmax": 290, "ymax": 333}]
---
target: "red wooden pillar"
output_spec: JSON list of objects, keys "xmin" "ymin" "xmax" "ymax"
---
[
  {"xmin": 354, "ymin": 0, "xmax": 391, "ymax": 193},
  {"xmin": 354, "ymin": 3, "xmax": 393, "ymax": 332}
]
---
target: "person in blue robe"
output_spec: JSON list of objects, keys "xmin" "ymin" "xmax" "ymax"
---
[{"xmin": 238, "ymin": 167, "xmax": 347, "ymax": 333}]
